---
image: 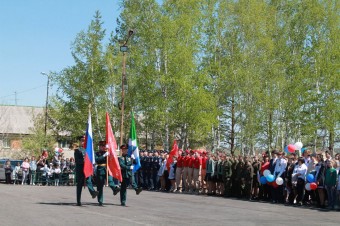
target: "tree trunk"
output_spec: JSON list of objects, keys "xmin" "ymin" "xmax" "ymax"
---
[
  {"xmin": 230, "ymin": 95, "xmax": 235, "ymax": 156},
  {"xmin": 329, "ymin": 129, "xmax": 334, "ymax": 157}
]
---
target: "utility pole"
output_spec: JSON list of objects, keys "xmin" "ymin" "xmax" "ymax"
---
[
  {"xmin": 119, "ymin": 29, "xmax": 134, "ymax": 146},
  {"xmin": 41, "ymin": 72, "xmax": 50, "ymax": 140}
]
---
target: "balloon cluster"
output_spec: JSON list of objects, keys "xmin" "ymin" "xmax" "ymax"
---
[
  {"xmin": 305, "ymin": 174, "xmax": 317, "ymax": 191},
  {"xmin": 261, "ymin": 170, "xmax": 284, "ymax": 187},
  {"xmin": 284, "ymin": 142, "xmax": 303, "ymax": 154}
]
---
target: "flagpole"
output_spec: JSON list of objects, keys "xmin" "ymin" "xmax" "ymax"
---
[
  {"xmin": 106, "ymin": 147, "xmax": 109, "ymax": 186},
  {"xmin": 84, "ymin": 104, "xmax": 92, "ymax": 188}
]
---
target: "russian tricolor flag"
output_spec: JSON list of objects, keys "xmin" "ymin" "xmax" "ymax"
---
[{"xmin": 83, "ymin": 110, "xmax": 95, "ymax": 178}]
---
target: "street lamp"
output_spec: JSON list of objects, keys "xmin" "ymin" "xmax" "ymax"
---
[
  {"xmin": 41, "ymin": 72, "xmax": 49, "ymax": 140},
  {"xmin": 119, "ymin": 29, "xmax": 134, "ymax": 146}
]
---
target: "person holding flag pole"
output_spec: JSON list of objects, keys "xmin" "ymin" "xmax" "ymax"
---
[
  {"xmin": 74, "ymin": 108, "xmax": 98, "ymax": 206},
  {"xmin": 118, "ymin": 111, "xmax": 143, "ymax": 206},
  {"xmin": 94, "ymin": 113, "xmax": 122, "ymax": 206}
]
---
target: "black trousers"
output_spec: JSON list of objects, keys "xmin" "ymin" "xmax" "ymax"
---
[
  {"xmin": 296, "ymin": 178, "xmax": 305, "ymax": 203},
  {"xmin": 5, "ymin": 173, "xmax": 11, "ymax": 184}
]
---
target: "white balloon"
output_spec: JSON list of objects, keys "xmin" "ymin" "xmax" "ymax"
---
[
  {"xmin": 276, "ymin": 177, "xmax": 283, "ymax": 186},
  {"xmin": 263, "ymin": 169, "xmax": 271, "ymax": 177},
  {"xmin": 294, "ymin": 142, "xmax": 303, "ymax": 150},
  {"xmin": 305, "ymin": 183, "xmax": 311, "ymax": 191}
]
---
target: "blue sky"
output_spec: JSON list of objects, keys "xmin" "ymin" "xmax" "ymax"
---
[{"xmin": 0, "ymin": 0, "xmax": 120, "ymax": 107}]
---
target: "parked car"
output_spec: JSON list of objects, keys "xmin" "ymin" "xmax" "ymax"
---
[{"xmin": 0, "ymin": 159, "xmax": 23, "ymax": 182}]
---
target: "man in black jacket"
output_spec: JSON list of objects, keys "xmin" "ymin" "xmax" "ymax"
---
[{"xmin": 74, "ymin": 136, "xmax": 98, "ymax": 206}]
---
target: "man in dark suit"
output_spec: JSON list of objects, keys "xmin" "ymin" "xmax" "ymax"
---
[
  {"xmin": 74, "ymin": 136, "xmax": 98, "ymax": 206},
  {"xmin": 119, "ymin": 144, "xmax": 143, "ymax": 206}
]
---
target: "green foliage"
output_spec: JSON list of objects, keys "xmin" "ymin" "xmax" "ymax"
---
[
  {"xmin": 22, "ymin": 114, "xmax": 55, "ymax": 157},
  {"xmin": 50, "ymin": 11, "xmax": 114, "ymax": 142},
  {"xmin": 48, "ymin": 1, "xmax": 339, "ymax": 152}
]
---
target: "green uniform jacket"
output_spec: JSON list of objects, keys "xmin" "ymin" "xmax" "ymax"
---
[
  {"xmin": 95, "ymin": 151, "xmax": 107, "ymax": 176},
  {"xmin": 119, "ymin": 155, "xmax": 133, "ymax": 179},
  {"xmin": 223, "ymin": 160, "xmax": 232, "ymax": 178},
  {"xmin": 241, "ymin": 164, "xmax": 254, "ymax": 181}
]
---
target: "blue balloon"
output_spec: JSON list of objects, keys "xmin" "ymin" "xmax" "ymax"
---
[
  {"xmin": 266, "ymin": 174, "xmax": 275, "ymax": 182},
  {"xmin": 284, "ymin": 146, "xmax": 289, "ymax": 153},
  {"xmin": 307, "ymin": 174, "xmax": 315, "ymax": 183},
  {"xmin": 260, "ymin": 176, "xmax": 267, "ymax": 184},
  {"xmin": 301, "ymin": 147, "xmax": 306, "ymax": 154}
]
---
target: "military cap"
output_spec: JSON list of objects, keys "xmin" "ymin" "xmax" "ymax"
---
[
  {"xmin": 98, "ymin": 141, "xmax": 106, "ymax": 146},
  {"xmin": 120, "ymin": 144, "xmax": 128, "ymax": 149}
]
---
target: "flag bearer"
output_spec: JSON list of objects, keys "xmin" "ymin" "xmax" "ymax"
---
[
  {"xmin": 119, "ymin": 144, "xmax": 143, "ymax": 206},
  {"xmin": 74, "ymin": 136, "xmax": 98, "ymax": 206},
  {"xmin": 95, "ymin": 141, "xmax": 121, "ymax": 206}
]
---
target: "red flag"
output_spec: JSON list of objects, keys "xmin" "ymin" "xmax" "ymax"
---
[
  {"xmin": 166, "ymin": 140, "xmax": 179, "ymax": 170},
  {"xmin": 105, "ymin": 112, "xmax": 122, "ymax": 182}
]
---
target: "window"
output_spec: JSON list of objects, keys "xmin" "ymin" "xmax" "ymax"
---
[
  {"xmin": 2, "ymin": 138, "xmax": 10, "ymax": 148},
  {"xmin": 59, "ymin": 140, "xmax": 70, "ymax": 149}
]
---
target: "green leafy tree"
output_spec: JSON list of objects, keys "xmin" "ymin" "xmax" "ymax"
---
[
  {"xmin": 50, "ymin": 11, "xmax": 110, "ymax": 141},
  {"xmin": 21, "ymin": 114, "xmax": 55, "ymax": 158}
]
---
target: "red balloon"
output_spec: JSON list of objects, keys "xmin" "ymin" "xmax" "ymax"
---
[
  {"xmin": 267, "ymin": 181, "xmax": 278, "ymax": 188},
  {"xmin": 310, "ymin": 182, "xmax": 317, "ymax": 190},
  {"xmin": 287, "ymin": 144, "xmax": 296, "ymax": 153},
  {"xmin": 272, "ymin": 181, "xmax": 278, "ymax": 188}
]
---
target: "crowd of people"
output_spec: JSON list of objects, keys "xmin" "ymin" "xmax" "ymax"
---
[
  {"xmin": 3, "ymin": 153, "xmax": 76, "ymax": 186},
  {"xmin": 134, "ymin": 148, "xmax": 340, "ymax": 211},
  {"xmin": 3, "ymin": 143, "xmax": 340, "ymax": 210}
]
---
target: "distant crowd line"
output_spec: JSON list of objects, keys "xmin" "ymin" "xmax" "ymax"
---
[
  {"xmin": 3, "ymin": 148, "xmax": 340, "ymax": 211},
  {"xmin": 3, "ymin": 153, "xmax": 76, "ymax": 186},
  {"xmin": 134, "ymin": 148, "xmax": 340, "ymax": 211}
]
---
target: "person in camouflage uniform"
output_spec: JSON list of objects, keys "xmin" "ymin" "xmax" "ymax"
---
[
  {"xmin": 251, "ymin": 155, "xmax": 261, "ymax": 200},
  {"xmin": 241, "ymin": 157, "xmax": 254, "ymax": 200},
  {"xmin": 217, "ymin": 154, "xmax": 224, "ymax": 196},
  {"xmin": 231, "ymin": 155, "xmax": 239, "ymax": 197},
  {"xmin": 223, "ymin": 155, "xmax": 233, "ymax": 197},
  {"xmin": 235, "ymin": 156, "xmax": 244, "ymax": 198}
]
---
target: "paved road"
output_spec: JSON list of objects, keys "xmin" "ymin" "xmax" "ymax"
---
[{"xmin": 0, "ymin": 184, "xmax": 339, "ymax": 226}]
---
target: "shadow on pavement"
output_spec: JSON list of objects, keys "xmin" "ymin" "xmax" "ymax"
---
[{"xmin": 37, "ymin": 202, "xmax": 121, "ymax": 206}]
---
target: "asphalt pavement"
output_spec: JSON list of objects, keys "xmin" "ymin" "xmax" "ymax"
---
[{"xmin": 0, "ymin": 184, "xmax": 339, "ymax": 226}]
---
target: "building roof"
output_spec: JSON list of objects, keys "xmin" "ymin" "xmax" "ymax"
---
[{"xmin": 0, "ymin": 105, "xmax": 44, "ymax": 134}]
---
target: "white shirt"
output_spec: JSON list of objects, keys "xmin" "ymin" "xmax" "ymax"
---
[
  {"xmin": 304, "ymin": 157, "xmax": 315, "ymax": 173},
  {"xmin": 274, "ymin": 157, "xmax": 287, "ymax": 177},
  {"xmin": 157, "ymin": 160, "xmax": 166, "ymax": 177},
  {"xmin": 293, "ymin": 163, "xmax": 307, "ymax": 180},
  {"xmin": 304, "ymin": 157, "xmax": 311, "ymax": 167},
  {"xmin": 53, "ymin": 168, "xmax": 61, "ymax": 174}
]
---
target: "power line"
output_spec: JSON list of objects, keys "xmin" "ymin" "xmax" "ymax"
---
[{"xmin": 0, "ymin": 84, "xmax": 46, "ymax": 100}]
